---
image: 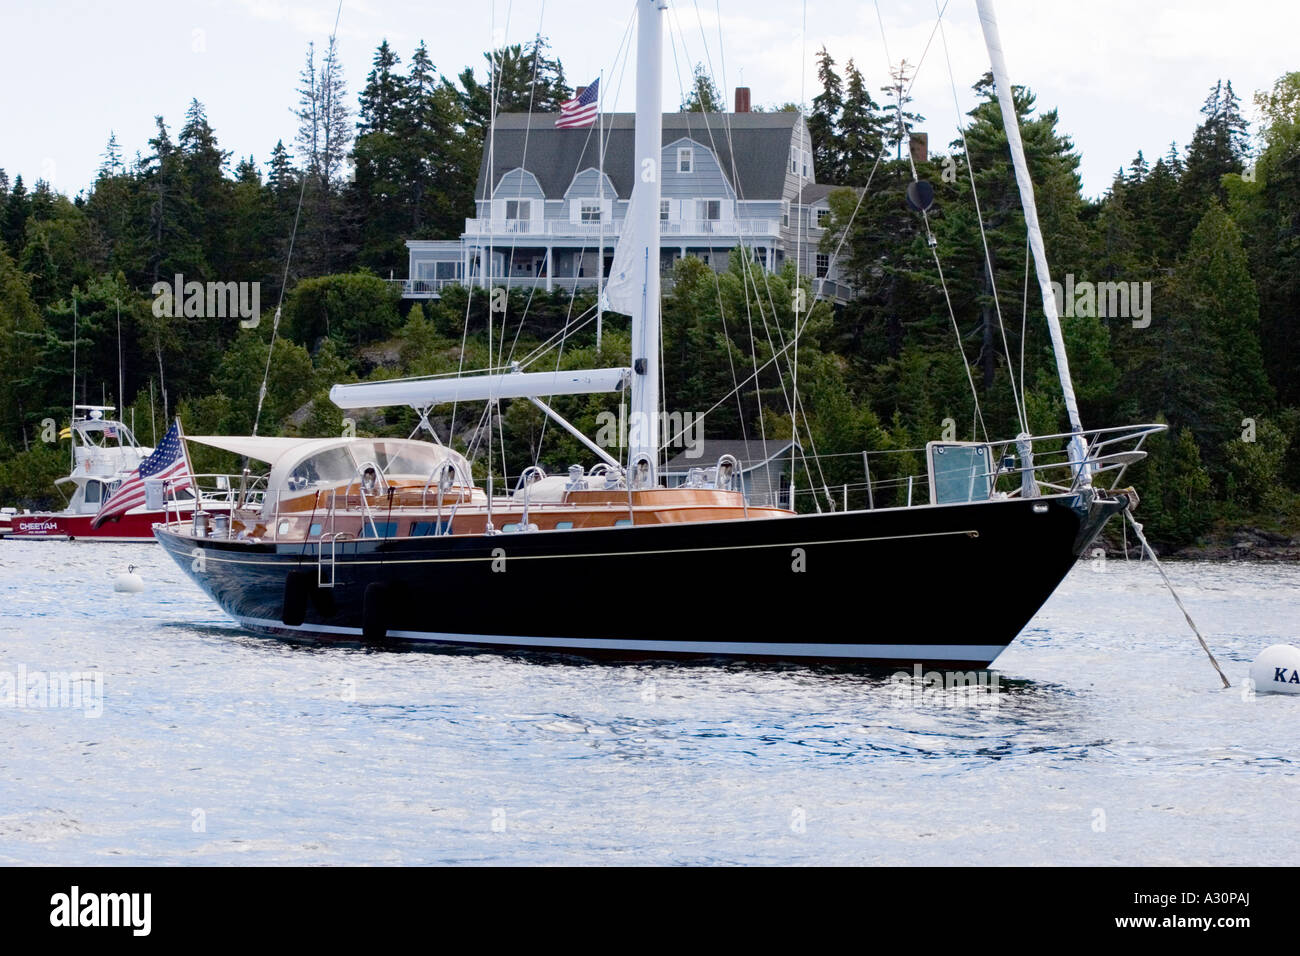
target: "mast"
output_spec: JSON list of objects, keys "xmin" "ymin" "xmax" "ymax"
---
[
  {"xmin": 975, "ymin": 0, "xmax": 1090, "ymax": 485},
  {"xmin": 596, "ymin": 69, "xmax": 605, "ymax": 353},
  {"xmin": 628, "ymin": 0, "xmax": 665, "ymax": 485}
]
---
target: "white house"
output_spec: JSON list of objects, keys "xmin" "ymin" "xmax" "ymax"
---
[{"xmin": 396, "ymin": 88, "xmax": 856, "ymax": 303}]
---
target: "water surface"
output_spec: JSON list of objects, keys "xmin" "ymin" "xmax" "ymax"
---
[{"xmin": 1, "ymin": 541, "xmax": 1295, "ymax": 865}]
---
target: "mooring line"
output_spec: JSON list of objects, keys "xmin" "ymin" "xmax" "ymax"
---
[{"xmin": 1124, "ymin": 509, "xmax": 1230, "ymax": 688}]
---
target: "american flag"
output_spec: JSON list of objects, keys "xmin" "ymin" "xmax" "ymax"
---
[
  {"xmin": 91, "ymin": 421, "xmax": 192, "ymax": 528},
  {"xmin": 556, "ymin": 78, "xmax": 599, "ymax": 129}
]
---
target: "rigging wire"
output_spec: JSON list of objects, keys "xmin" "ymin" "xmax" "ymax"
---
[
  {"xmin": 935, "ymin": 2, "xmax": 1028, "ymax": 435},
  {"xmin": 526, "ymin": 4, "xmax": 637, "ymax": 469},
  {"xmin": 253, "ymin": 0, "xmax": 343, "ymax": 437},
  {"xmin": 1021, "ymin": 234, "xmax": 1030, "ymax": 424},
  {"xmin": 669, "ymin": 5, "xmax": 760, "ymax": 465},
  {"xmin": 874, "ymin": 0, "xmax": 988, "ymax": 443},
  {"xmin": 667, "ymin": 5, "xmax": 827, "ymax": 504},
  {"xmin": 691, "ymin": 0, "xmax": 849, "ymax": 505},
  {"xmin": 452, "ymin": 0, "xmax": 514, "ymax": 454}
]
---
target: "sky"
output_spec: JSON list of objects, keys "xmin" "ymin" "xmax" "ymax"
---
[{"xmin": 1, "ymin": 0, "xmax": 1296, "ymax": 201}]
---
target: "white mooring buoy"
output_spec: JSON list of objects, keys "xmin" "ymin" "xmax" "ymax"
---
[
  {"xmin": 1249, "ymin": 645, "xmax": 1300, "ymax": 695},
  {"xmin": 113, "ymin": 565, "xmax": 145, "ymax": 594}
]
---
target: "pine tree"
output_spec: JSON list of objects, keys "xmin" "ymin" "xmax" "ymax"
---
[
  {"xmin": 353, "ymin": 39, "xmax": 410, "ymax": 270},
  {"xmin": 358, "ymin": 40, "xmax": 406, "ymax": 136},
  {"xmin": 295, "ymin": 38, "xmax": 353, "ymax": 273},
  {"xmin": 1176, "ymin": 201, "xmax": 1271, "ymax": 426},
  {"xmin": 99, "ymin": 133, "xmax": 124, "ymax": 178},
  {"xmin": 1181, "ymin": 79, "xmax": 1249, "ymax": 235},
  {"xmin": 0, "ymin": 244, "xmax": 44, "ymax": 444},
  {"xmin": 179, "ymin": 99, "xmax": 233, "ymax": 279},
  {"xmin": 808, "ymin": 47, "xmax": 843, "ymax": 182},
  {"xmin": 400, "ymin": 41, "xmax": 475, "ymax": 238},
  {"xmin": 267, "ymin": 140, "xmax": 296, "ymax": 196},
  {"xmin": 457, "ymin": 36, "xmax": 569, "ymax": 135},
  {"xmin": 2, "ymin": 174, "xmax": 28, "ymax": 256},
  {"xmin": 138, "ymin": 115, "xmax": 205, "ymax": 285},
  {"xmin": 1239, "ymin": 72, "xmax": 1300, "ymax": 406},
  {"xmin": 681, "ymin": 63, "xmax": 723, "ymax": 112},
  {"xmin": 880, "ymin": 59, "xmax": 924, "ymax": 160},
  {"xmin": 839, "ymin": 60, "xmax": 886, "ymax": 181}
]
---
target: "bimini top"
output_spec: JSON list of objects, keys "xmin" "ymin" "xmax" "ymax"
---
[{"xmin": 188, "ymin": 435, "xmax": 473, "ymax": 520}]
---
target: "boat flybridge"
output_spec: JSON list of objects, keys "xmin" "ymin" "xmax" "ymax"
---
[{"xmin": 154, "ymin": 0, "xmax": 1162, "ymax": 665}]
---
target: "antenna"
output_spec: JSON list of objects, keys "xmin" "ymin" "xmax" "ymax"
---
[
  {"xmin": 596, "ymin": 68, "xmax": 605, "ymax": 353},
  {"xmin": 70, "ymin": 295, "xmax": 77, "ymax": 472},
  {"xmin": 116, "ymin": 298, "xmax": 124, "ymax": 418}
]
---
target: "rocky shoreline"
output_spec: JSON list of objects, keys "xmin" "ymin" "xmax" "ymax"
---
[
  {"xmin": 1175, "ymin": 527, "xmax": 1300, "ymax": 561},
  {"xmin": 1097, "ymin": 526, "xmax": 1300, "ymax": 561}
]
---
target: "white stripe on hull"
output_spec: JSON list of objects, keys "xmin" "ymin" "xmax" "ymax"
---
[{"xmin": 236, "ymin": 616, "xmax": 1006, "ymax": 664}]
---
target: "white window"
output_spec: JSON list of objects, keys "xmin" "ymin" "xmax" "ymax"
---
[
  {"xmin": 816, "ymin": 253, "xmax": 829, "ymax": 278},
  {"xmin": 505, "ymin": 199, "xmax": 530, "ymax": 221},
  {"xmin": 781, "ymin": 200, "xmax": 790, "ymax": 227},
  {"xmin": 790, "ymin": 147, "xmax": 810, "ymax": 178},
  {"xmin": 660, "ymin": 199, "xmax": 670, "ymax": 221},
  {"xmin": 816, "ymin": 207, "xmax": 830, "ymax": 228},
  {"xmin": 678, "ymin": 148, "xmax": 693, "ymax": 173},
  {"xmin": 580, "ymin": 199, "xmax": 602, "ymax": 223},
  {"xmin": 700, "ymin": 199, "xmax": 721, "ymax": 221}
]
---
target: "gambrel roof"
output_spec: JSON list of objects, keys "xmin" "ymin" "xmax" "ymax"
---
[{"xmin": 477, "ymin": 111, "xmax": 805, "ymax": 202}]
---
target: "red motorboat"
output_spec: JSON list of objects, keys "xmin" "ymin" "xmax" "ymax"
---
[{"xmin": 6, "ymin": 407, "xmax": 233, "ymax": 543}]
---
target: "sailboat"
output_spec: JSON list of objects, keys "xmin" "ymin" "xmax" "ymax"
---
[{"xmin": 154, "ymin": 0, "xmax": 1161, "ymax": 666}]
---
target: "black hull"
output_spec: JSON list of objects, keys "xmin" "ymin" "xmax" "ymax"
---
[{"xmin": 155, "ymin": 493, "xmax": 1123, "ymax": 667}]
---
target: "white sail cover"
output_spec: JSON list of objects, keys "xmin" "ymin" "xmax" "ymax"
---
[
  {"xmin": 601, "ymin": 179, "xmax": 650, "ymax": 316},
  {"xmin": 329, "ymin": 368, "xmax": 630, "ymax": 410}
]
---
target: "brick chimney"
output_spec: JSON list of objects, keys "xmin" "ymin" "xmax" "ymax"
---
[
  {"xmin": 574, "ymin": 86, "xmax": 586, "ymax": 99},
  {"xmin": 734, "ymin": 87, "xmax": 751, "ymax": 113},
  {"xmin": 909, "ymin": 132, "xmax": 928, "ymax": 166}
]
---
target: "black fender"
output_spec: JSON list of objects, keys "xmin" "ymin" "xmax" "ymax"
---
[
  {"xmin": 362, "ymin": 581, "xmax": 391, "ymax": 642},
  {"xmin": 282, "ymin": 570, "xmax": 314, "ymax": 626}
]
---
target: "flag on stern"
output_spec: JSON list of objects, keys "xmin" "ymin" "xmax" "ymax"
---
[{"xmin": 91, "ymin": 420, "xmax": 192, "ymax": 527}]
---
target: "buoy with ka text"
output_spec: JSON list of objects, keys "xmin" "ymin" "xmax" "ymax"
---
[{"xmin": 1249, "ymin": 644, "xmax": 1300, "ymax": 695}]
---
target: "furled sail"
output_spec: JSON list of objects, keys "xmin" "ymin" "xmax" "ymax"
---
[{"xmin": 601, "ymin": 178, "xmax": 650, "ymax": 316}]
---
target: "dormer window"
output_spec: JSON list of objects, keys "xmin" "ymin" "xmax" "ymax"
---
[
  {"xmin": 816, "ymin": 207, "xmax": 830, "ymax": 228},
  {"xmin": 580, "ymin": 199, "xmax": 602, "ymax": 223},
  {"xmin": 505, "ymin": 199, "xmax": 530, "ymax": 221},
  {"xmin": 790, "ymin": 147, "xmax": 811, "ymax": 179},
  {"xmin": 678, "ymin": 148, "xmax": 693, "ymax": 173}
]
